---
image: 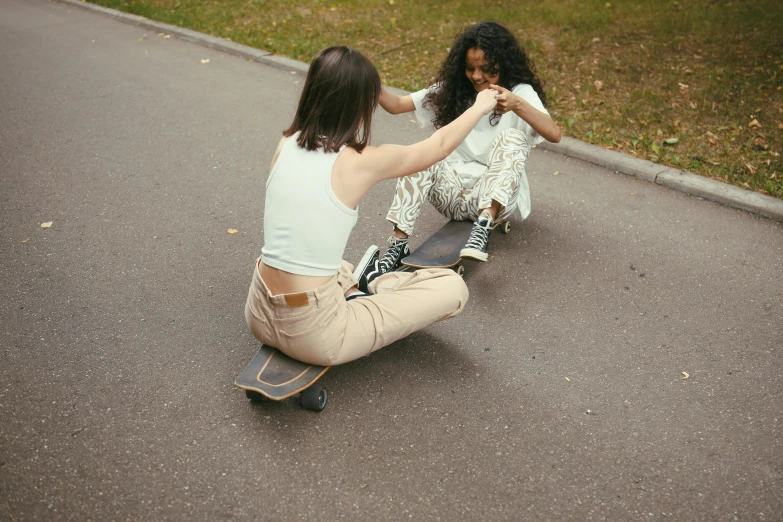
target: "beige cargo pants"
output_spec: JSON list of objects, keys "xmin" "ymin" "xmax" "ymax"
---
[{"xmin": 245, "ymin": 258, "xmax": 469, "ymax": 366}]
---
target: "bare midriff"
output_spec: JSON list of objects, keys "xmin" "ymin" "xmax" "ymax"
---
[{"xmin": 258, "ymin": 260, "xmax": 333, "ymax": 296}]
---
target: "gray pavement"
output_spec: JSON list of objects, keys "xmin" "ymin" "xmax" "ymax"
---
[{"xmin": 1, "ymin": 0, "xmax": 782, "ymax": 520}]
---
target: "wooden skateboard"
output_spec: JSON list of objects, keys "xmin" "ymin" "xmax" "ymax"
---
[
  {"xmin": 401, "ymin": 219, "xmax": 510, "ymax": 274},
  {"xmin": 235, "ymin": 344, "xmax": 329, "ymax": 411},
  {"xmin": 235, "ymin": 220, "xmax": 510, "ymax": 411}
]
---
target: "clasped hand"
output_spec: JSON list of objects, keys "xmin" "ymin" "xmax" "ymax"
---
[
  {"xmin": 473, "ymin": 88, "xmax": 500, "ymax": 114},
  {"xmin": 489, "ymin": 84, "xmax": 522, "ymax": 115}
]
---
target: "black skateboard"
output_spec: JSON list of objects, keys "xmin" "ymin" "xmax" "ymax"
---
[
  {"xmin": 401, "ymin": 219, "xmax": 510, "ymax": 275},
  {"xmin": 235, "ymin": 344, "xmax": 329, "ymax": 411}
]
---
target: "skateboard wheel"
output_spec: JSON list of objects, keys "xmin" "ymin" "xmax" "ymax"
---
[
  {"xmin": 301, "ymin": 386, "xmax": 328, "ymax": 411},
  {"xmin": 456, "ymin": 265, "xmax": 465, "ymax": 276},
  {"xmin": 502, "ymin": 221, "xmax": 511, "ymax": 234},
  {"xmin": 245, "ymin": 390, "xmax": 268, "ymax": 403}
]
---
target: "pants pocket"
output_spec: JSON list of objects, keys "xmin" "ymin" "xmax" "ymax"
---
[
  {"xmin": 245, "ymin": 299, "xmax": 275, "ymax": 346},
  {"xmin": 274, "ymin": 320, "xmax": 328, "ymax": 365}
]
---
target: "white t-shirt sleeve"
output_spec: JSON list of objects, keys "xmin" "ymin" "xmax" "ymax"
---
[
  {"xmin": 410, "ymin": 85, "xmax": 438, "ymax": 129},
  {"xmin": 511, "ymin": 83, "xmax": 549, "ymax": 147}
]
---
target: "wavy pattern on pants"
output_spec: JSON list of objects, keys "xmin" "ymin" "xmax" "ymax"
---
[
  {"xmin": 475, "ymin": 129, "xmax": 529, "ymax": 222},
  {"xmin": 386, "ymin": 128, "xmax": 530, "ymax": 235}
]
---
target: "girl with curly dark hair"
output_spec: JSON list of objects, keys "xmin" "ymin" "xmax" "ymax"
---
[{"xmin": 360, "ymin": 21, "xmax": 561, "ymax": 278}]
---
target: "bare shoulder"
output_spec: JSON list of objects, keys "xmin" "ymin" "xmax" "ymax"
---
[
  {"xmin": 335, "ymin": 144, "xmax": 386, "ymax": 173},
  {"xmin": 332, "ymin": 145, "xmax": 361, "ymax": 174},
  {"xmin": 331, "ymin": 146, "xmax": 375, "ymax": 209}
]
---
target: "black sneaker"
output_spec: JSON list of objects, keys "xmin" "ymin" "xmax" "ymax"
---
[
  {"xmin": 352, "ymin": 245, "xmax": 382, "ymax": 293},
  {"xmin": 379, "ymin": 236, "xmax": 410, "ymax": 273},
  {"xmin": 460, "ymin": 215, "xmax": 493, "ymax": 262}
]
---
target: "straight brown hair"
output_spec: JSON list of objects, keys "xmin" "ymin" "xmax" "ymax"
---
[{"xmin": 284, "ymin": 46, "xmax": 381, "ymax": 153}]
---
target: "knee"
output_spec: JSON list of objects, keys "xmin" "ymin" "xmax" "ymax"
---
[
  {"xmin": 498, "ymin": 128, "xmax": 528, "ymax": 148},
  {"xmin": 438, "ymin": 271, "xmax": 469, "ymax": 311}
]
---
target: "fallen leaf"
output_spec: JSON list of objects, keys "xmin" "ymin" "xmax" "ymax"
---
[
  {"xmin": 593, "ymin": 80, "xmax": 604, "ymax": 91},
  {"xmin": 664, "ymin": 137, "xmax": 679, "ymax": 145},
  {"xmin": 744, "ymin": 162, "xmax": 757, "ymax": 174},
  {"xmin": 200, "ymin": 58, "xmax": 210, "ymax": 64},
  {"xmin": 21, "ymin": 238, "xmax": 30, "ymax": 243},
  {"xmin": 163, "ymin": 34, "xmax": 171, "ymax": 39},
  {"xmin": 564, "ymin": 376, "xmax": 571, "ymax": 382},
  {"xmin": 681, "ymin": 371, "xmax": 690, "ymax": 379},
  {"xmin": 227, "ymin": 228, "xmax": 238, "ymax": 234},
  {"xmin": 748, "ymin": 119, "xmax": 761, "ymax": 128},
  {"xmin": 553, "ymin": 171, "xmax": 560, "ymax": 176},
  {"xmin": 40, "ymin": 221, "xmax": 53, "ymax": 229}
]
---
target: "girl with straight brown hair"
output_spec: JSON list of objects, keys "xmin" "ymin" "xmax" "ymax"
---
[{"xmin": 244, "ymin": 46, "xmax": 498, "ymax": 366}]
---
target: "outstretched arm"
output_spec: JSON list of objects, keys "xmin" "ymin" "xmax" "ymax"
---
[
  {"xmin": 490, "ymin": 84, "xmax": 561, "ymax": 143},
  {"xmin": 356, "ymin": 88, "xmax": 499, "ymax": 182},
  {"xmin": 379, "ymin": 86, "xmax": 415, "ymax": 114}
]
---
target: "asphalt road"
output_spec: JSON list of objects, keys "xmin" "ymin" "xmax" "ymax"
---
[{"xmin": 1, "ymin": 0, "xmax": 781, "ymax": 520}]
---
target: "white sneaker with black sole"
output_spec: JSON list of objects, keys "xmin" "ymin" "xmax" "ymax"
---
[{"xmin": 459, "ymin": 215, "xmax": 493, "ymax": 262}]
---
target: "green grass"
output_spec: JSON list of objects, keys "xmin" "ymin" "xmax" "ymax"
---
[{"xmin": 91, "ymin": 0, "xmax": 783, "ymax": 198}]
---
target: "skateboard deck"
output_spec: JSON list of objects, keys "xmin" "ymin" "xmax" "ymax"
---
[
  {"xmin": 401, "ymin": 219, "xmax": 510, "ymax": 270},
  {"xmin": 235, "ymin": 344, "xmax": 329, "ymax": 410}
]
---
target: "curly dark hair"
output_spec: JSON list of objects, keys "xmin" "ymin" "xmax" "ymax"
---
[{"xmin": 424, "ymin": 21, "xmax": 547, "ymax": 128}]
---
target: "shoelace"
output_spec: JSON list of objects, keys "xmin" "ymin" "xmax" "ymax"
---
[
  {"xmin": 464, "ymin": 220, "xmax": 492, "ymax": 250},
  {"xmin": 380, "ymin": 235, "xmax": 407, "ymax": 272}
]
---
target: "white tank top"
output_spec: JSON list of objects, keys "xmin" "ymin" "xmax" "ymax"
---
[{"xmin": 261, "ymin": 135, "xmax": 358, "ymax": 276}]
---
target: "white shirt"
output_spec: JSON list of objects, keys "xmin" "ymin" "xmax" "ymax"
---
[
  {"xmin": 410, "ymin": 83, "xmax": 548, "ymax": 219},
  {"xmin": 262, "ymin": 136, "xmax": 358, "ymax": 276}
]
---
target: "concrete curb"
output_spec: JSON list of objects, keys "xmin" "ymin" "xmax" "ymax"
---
[
  {"xmin": 540, "ymin": 138, "xmax": 783, "ymax": 222},
  {"xmin": 55, "ymin": 0, "xmax": 783, "ymax": 223}
]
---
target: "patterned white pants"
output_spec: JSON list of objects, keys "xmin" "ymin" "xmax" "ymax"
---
[{"xmin": 387, "ymin": 128, "xmax": 530, "ymax": 235}]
